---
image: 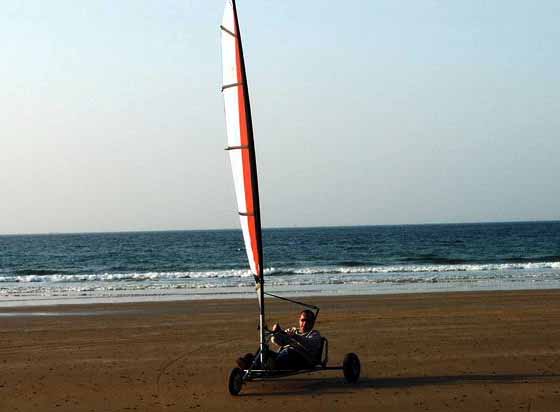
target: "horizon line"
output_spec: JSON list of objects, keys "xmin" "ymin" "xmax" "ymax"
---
[{"xmin": 1, "ymin": 218, "xmax": 559, "ymax": 237}]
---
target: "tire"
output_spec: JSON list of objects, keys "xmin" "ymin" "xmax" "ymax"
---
[
  {"xmin": 228, "ymin": 367, "xmax": 244, "ymax": 396},
  {"xmin": 342, "ymin": 353, "xmax": 360, "ymax": 383}
]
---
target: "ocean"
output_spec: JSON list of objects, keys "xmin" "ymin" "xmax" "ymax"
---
[{"xmin": 1, "ymin": 221, "xmax": 559, "ymax": 307}]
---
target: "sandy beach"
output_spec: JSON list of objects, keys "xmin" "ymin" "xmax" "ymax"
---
[{"xmin": 2, "ymin": 289, "xmax": 560, "ymax": 411}]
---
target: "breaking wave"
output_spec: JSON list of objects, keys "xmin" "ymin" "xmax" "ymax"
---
[{"xmin": 1, "ymin": 261, "xmax": 559, "ymax": 284}]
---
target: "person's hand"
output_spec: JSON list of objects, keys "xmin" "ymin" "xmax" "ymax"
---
[
  {"xmin": 272, "ymin": 323, "xmax": 281, "ymax": 333},
  {"xmin": 286, "ymin": 327, "xmax": 296, "ymax": 336}
]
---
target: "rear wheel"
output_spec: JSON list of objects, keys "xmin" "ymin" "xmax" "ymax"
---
[
  {"xmin": 228, "ymin": 367, "xmax": 244, "ymax": 395},
  {"xmin": 342, "ymin": 353, "xmax": 360, "ymax": 383}
]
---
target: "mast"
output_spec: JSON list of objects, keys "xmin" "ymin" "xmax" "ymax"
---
[{"xmin": 220, "ymin": 0, "xmax": 266, "ymax": 359}]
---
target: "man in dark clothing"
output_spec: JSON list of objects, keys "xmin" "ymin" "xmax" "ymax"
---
[{"xmin": 236, "ymin": 309, "xmax": 322, "ymax": 370}]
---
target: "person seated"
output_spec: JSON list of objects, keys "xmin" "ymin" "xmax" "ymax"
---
[
  {"xmin": 236, "ymin": 309, "xmax": 322, "ymax": 370},
  {"xmin": 270, "ymin": 309, "xmax": 323, "ymax": 369}
]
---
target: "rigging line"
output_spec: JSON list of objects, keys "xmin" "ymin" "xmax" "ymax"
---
[{"xmin": 263, "ymin": 292, "xmax": 320, "ymax": 311}]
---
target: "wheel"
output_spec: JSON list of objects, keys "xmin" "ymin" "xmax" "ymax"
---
[
  {"xmin": 342, "ymin": 353, "xmax": 360, "ymax": 383},
  {"xmin": 228, "ymin": 367, "xmax": 244, "ymax": 395}
]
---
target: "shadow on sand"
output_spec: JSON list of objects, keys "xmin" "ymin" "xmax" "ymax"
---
[{"xmin": 240, "ymin": 372, "xmax": 560, "ymax": 397}]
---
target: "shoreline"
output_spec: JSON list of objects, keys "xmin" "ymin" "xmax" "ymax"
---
[
  {"xmin": 1, "ymin": 286, "xmax": 560, "ymax": 311},
  {"xmin": 2, "ymin": 281, "xmax": 560, "ymax": 309}
]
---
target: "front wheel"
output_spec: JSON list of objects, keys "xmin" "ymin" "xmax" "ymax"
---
[
  {"xmin": 342, "ymin": 353, "xmax": 360, "ymax": 383},
  {"xmin": 228, "ymin": 367, "xmax": 244, "ymax": 395}
]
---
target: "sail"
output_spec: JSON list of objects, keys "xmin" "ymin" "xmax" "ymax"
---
[{"xmin": 220, "ymin": 0, "xmax": 263, "ymax": 280}]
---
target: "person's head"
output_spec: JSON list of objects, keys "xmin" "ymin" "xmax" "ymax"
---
[{"xmin": 299, "ymin": 309, "xmax": 315, "ymax": 333}]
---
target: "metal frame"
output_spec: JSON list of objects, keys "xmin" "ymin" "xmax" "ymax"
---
[
  {"xmin": 263, "ymin": 292, "xmax": 320, "ymax": 321},
  {"xmin": 243, "ymin": 366, "xmax": 343, "ymax": 382},
  {"xmin": 239, "ymin": 328, "xmax": 341, "ymax": 383}
]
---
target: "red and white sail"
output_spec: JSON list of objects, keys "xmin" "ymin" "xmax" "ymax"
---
[{"xmin": 220, "ymin": 0, "xmax": 263, "ymax": 280}]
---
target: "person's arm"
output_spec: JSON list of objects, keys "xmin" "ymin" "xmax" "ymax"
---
[{"xmin": 271, "ymin": 323, "xmax": 292, "ymax": 347}]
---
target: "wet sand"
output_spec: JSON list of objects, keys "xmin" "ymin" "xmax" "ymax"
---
[{"xmin": 2, "ymin": 289, "xmax": 560, "ymax": 411}]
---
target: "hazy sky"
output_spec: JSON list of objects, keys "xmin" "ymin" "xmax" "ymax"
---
[{"xmin": 2, "ymin": 0, "xmax": 559, "ymax": 234}]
